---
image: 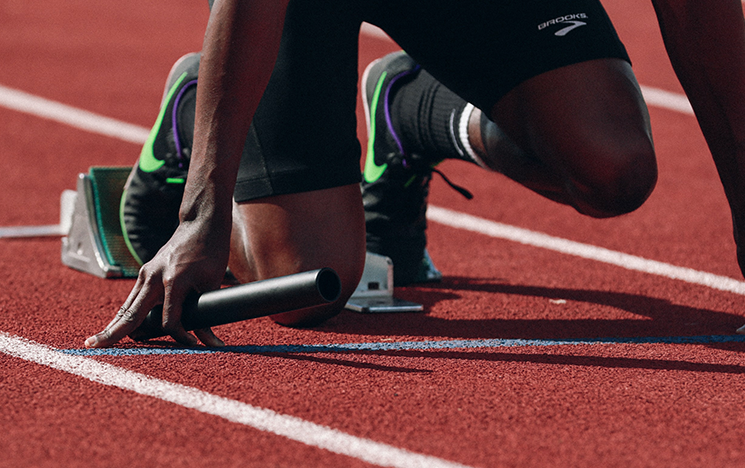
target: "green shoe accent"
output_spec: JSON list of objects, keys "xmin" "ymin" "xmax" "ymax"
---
[
  {"xmin": 120, "ymin": 187, "xmax": 144, "ymax": 266},
  {"xmin": 363, "ymin": 71, "xmax": 388, "ymax": 184},
  {"xmin": 165, "ymin": 177, "xmax": 185, "ymax": 184},
  {"xmin": 138, "ymin": 72, "xmax": 190, "ymax": 173}
]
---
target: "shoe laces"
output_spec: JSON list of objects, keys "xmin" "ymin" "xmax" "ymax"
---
[{"xmin": 397, "ymin": 153, "xmax": 474, "ymax": 200}]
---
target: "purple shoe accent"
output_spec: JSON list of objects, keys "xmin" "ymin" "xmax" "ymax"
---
[
  {"xmin": 171, "ymin": 79, "xmax": 198, "ymax": 168},
  {"xmin": 383, "ymin": 65, "xmax": 420, "ymax": 156}
]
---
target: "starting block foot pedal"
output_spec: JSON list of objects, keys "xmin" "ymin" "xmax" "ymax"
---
[
  {"xmin": 61, "ymin": 167, "xmax": 140, "ymax": 278},
  {"xmin": 345, "ymin": 252, "xmax": 424, "ymax": 313}
]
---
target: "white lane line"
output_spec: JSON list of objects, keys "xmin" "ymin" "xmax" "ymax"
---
[
  {"xmin": 0, "ymin": 225, "xmax": 65, "ymax": 238},
  {"xmin": 0, "ymin": 332, "xmax": 472, "ymax": 468},
  {"xmin": 639, "ymin": 85, "xmax": 694, "ymax": 115},
  {"xmin": 0, "ymin": 189, "xmax": 76, "ymax": 239},
  {"xmin": 428, "ymin": 206, "xmax": 745, "ymax": 295},
  {"xmin": 0, "ymin": 84, "xmax": 149, "ymax": 144}
]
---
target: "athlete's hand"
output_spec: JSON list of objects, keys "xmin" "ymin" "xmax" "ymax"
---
[{"xmin": 84, "ymin": 218, "xmax": 230, "ymax": 348}]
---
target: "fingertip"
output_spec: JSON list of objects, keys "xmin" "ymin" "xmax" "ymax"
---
[
  {"xmin": 185, "ymin": 334, "xmax": 198, "ymax": 346},
  {"xmin": 183, "ymin": 335, "xmax": 199, "ymax": 347},
  {"xmin": 207, "ymin": 336, "xmax": 226, "ymax": 348},
  {"xmin": 195, "ymin": 329, "xmax": 225, "ymax": 348},
  {"xmin": 84, "ymin": 335, "xmax": 98, "ymax": 348},
  {"xmin": 737, "ymin": 324, "xmax": 745, "ymax": 335},
  {"xmin": 171, "ymin": 328, "xmax": 198, "ymax": 346}
]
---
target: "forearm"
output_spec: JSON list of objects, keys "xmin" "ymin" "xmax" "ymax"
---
[
  {"xmin": 181, "ymin": 0, "xmax": 288, "ymax": 225},
  {"xmin": 651, "ymin": 0, "xmax": 745, "ymax": 217}
]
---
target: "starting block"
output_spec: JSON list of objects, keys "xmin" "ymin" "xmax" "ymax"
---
[
  {"xmin": 60, "ymin": 167, "xmax": 423, "ymax": 313},
  {"xmin": 344, "ymin": 252, "xmax": 423, "ymax": 313},
  {"xmin": 61, "ymin": 167, "xmax": 140, "ymax": 278}
]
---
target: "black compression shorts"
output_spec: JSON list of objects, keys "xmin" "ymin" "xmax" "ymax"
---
[{"xmin": 231, "ymin": 0, "xmax": 630, "ymax": 202}]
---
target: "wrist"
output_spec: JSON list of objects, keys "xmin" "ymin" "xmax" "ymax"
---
[{"xmin": 179, "ymin": 178, "xmax": 233, "ymax": 228}]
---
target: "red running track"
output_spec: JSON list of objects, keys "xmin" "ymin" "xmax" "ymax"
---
[{"xmin": 2, "ymin": 0, "xmax": 745, "ymax": 466}]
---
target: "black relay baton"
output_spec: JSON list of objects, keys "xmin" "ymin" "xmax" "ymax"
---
[{"xmin": 129, "ymin": 268, "xmax": 342, "ymax": 342}]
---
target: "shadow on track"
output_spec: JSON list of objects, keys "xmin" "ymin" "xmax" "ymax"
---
[{"xmin": 320, "ymin": 275, "xmax": 745, "ymax": 341}]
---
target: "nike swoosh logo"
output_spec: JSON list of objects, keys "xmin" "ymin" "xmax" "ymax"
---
[
  {"xmin": 363, "ymin": 71, "xmax": 388, "ymax": 183},
  {"xmin": 138, "ymin": 72, "xmax": 189, "ymax": 173},
  {"xmin": 554, "ymin": 20, "xmax": 586, "ymax": 37}
]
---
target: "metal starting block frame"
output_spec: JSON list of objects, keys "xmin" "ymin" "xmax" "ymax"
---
[
  {"xmin": 61, "ymin": 167, "xmax": 140, "ymax": 278},
  {"xmin": 344, "ymin": 253, "xmax": 423, "ymax": 313},
  {"xmin": 60, "ymin": 167, "xmax": 423, "ymax": 313}
]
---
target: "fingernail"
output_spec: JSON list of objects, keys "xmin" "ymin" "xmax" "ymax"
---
[
  {"xmin": 85, "ymin": 336, "xmax": 97, "ymax": 348},
  {"xmin": 737, "ymin": 325, "xmax": 745, "ymax": 335}
]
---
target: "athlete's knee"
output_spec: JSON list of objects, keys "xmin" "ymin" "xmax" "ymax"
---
[{"xmin": 569, "ymin": 142, "xmax": 657, "ymax": 218}]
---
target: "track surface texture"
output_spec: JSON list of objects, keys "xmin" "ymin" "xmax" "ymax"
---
[{"xmin": 2, "ymin": 0, "xmax": 745, "ymax": 467}]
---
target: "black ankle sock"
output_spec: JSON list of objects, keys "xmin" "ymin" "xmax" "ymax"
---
[{"xmin": 390, "ymin": 70, "xmax": 475, "ymax": 164}]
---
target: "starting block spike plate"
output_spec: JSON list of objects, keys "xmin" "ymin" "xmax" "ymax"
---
[
  {"xmin": 61, "ymin": 167, "xmax": 140, "ymax": 278},
  {"xmin": 344, "ymin": 252, "xmax": 423, "ymax": 313}
]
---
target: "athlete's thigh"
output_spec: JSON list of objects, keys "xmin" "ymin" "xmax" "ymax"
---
[
  {"xmin": 233, "ymin": 0, "xmax": 364, "ymax": 203},
  {"xmin": 492, "ymin": 57, "xmax": 653, "ymax": 180}
]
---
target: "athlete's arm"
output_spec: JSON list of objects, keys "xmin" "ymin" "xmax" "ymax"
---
[
  {"xmin": 651, "ymin": 0, "xmax": 745, "ymax": 277},
  {"xmin": 85, "ymin": 0, "xmax": 289, "ymax": 348}
]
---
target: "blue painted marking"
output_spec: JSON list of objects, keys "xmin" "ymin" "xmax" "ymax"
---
[{"xmin": 61, "ymin": 335, "xmax": 745, "ymax": 357}]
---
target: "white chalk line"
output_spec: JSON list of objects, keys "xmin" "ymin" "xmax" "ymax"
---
[
  {"xmin": 427, "ymin": 206, "xmax": 745, "ymax": 296},
  {"xmin": 0, "ymin": 85, "xmax": 150, "ymax": 144},
  {"xmin": 0, "ymin": 332, "xmax": 472, "ymax": 468},
  {"xmin": 0, "ymin": 224, "xmax": 65, "ymax": 238}
]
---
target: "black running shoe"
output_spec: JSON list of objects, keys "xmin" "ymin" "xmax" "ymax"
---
[
  {"xmin": 121, "ymin": 53, "xmax": 199, "ymax": 264},
  {"xmin": 361, "ymin": 52, "xmax": 443, "ymax": 286}
]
